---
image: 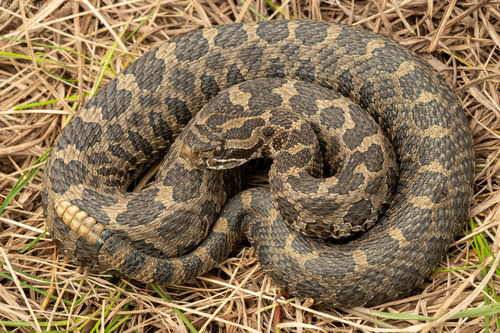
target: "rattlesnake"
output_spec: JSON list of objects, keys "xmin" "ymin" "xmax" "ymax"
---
[{"xmin": 42, "ymin": 20, "xmax": 474, "ymax": 307}]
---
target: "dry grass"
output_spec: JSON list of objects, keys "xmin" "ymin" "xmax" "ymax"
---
[{"xmin": 0, "ymin": 0, "xmax": 499, "ymax": 332}]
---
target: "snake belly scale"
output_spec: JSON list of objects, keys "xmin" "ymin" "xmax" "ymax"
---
[{"xmin": 42, "ymin": 20, "xmax": 474, "ymax": 308}]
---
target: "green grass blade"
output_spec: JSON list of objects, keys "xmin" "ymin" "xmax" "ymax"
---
[
  {"xmin": 0, "ymin": 51, "xmax": 74, "ymax": 67},
  {"xmin": 21, "ymin": 230, "xmax": 48, "ymax": 253},
  {"xmin": 450, "ymin": 303, "xmax": 500, "ymax": 319},
  {"xmin": 369, "ymin": 310, "xmax": 437, "ymax": 321},
  {"xmin": 151, "ymin": 284, "xmax": 198, "ymax": 333},
  {"xmin": 0, "ymin": 270, "xmax": 73, "ymax": 305},
  {"xmin": 13, "ymin": 94, "xmax": 89, "ymax": 110},
  {"xmin": 0, "ymin": 35, "xmax": 96, "ymax": 63},
  {"xmin": 237, "ymin": 0, "xmax": 267, "ymax": 20},
  {"xmin": 0, "ymin": 149, "xmax": 50, "ymax": 216},
  {"xmin": 124, "ymin": 7, "xmax": 157, "ymax": 43}
]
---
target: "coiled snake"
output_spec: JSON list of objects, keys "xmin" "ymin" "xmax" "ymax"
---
[{"xmin": 42, "ymin": 20, "xmax": 474, "ymax": 308}]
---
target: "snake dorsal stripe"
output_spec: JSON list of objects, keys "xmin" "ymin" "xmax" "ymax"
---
[{"xmin": 42, "ymin": 20, "xmax": 474, "ymax": 308}]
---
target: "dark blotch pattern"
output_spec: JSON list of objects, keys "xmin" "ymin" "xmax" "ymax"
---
[
  {"xmin": 289, "ymin": 93, "xmax": 319, "ymax": 115},
  {"xmin": 156, "ymin": 209, "xmax": 210, "ymax": 256},
  {"xmin": 419, "ymin": 136, "xmax": 455, "ymax": 170},
  {"xmin": 164, "ymin": 97, "xmax": 191, "ymax": 124},
  {"xmin": 118, "ymin": 243, "xmax": 148, "ymax": 276},
  {"xmin": 295, "ymin": 21, "xmax": 328, "ymax": 45},
  {"xmin": 138, "ymin": 94, "xmax": 160, "ymax": 108},
  {"xmin": 57, "ymin": 117, "xmax": 102, "ymax": 151},
  {"xmin": 105, "ymin": 123, "xmax": 125, "ymax": 142},
  {"xmin": 319, "ymin": 106, "xmax": 345, "ymax": 129},
  {"xmin": 126, "ymin": 131, "xmax": 153, "ymax": 156},
  {"xmin": 108, "ymin": 144, "xmax": 134, "ymax": 163},
  {"xmin": 370, "ymin": 43, "xmax": 409, "ymax": 73},
  {"xmin": 266, "ymin": 57, "xmax": 286, "ymax": 78},
  {"xmin": 335, "ymin": 26, "xmax": 372, "ymax": 55},
  {"xmin": 331, "ymin": 171, "xmax": 366, "ymax": 196},
  {"xmin": 241, "ymin": 44, "xmax": 264, "ymax": 73},
  {"xmin": 412, "ymin": 100, "xmax": 452, "ymax": 130},
  {"xmin": 147, "ymin": 111, "xmax": 173, "ymax": 141},
  {"xmin": 280, "ymin": 43, "xmax": 300, "ymax": 61},
  {"xmin": 69, "ymin": 189, "xmax": 119, "ymax": 226},
  {"xmin": 116, "ymin": 192, "xmax": 165, "ymax": 228},
  {"xmin": 169, "ymin": 68, "xmax": 196, "ymax": 94},
  {"xmin": 130, "ymin": 239, "xmax": 164, "ymax": 258},
  {"xmin": 226, "ymin": 64, "xmax": 245, "ymax": 86},
  {"xmin": 275, "ymin": 150, "xmax": 313, "ymax": 173},
  {"xmin": 359, "ymin": 80, "xmax": 374, "ymax": 110},
  {"xmin": 363, "ymin": 235, "xmax": 399, "ymax": 266},
  {"xmin": 295, "ymin": 59, "xmax": 315, "ymax": 82},
  {"xmin": 317, "ymin": 48, "xmax": 339, "ymax": 76},
  {"xmin": 87, "ymin": 152, "xmax": 111, "ymax": 166},
  {"xmin": 362, "ymin": 144, "xmax": 385, "ymax": 173},
  {"xmin": 173, "ymin": 29, "xmax": 209, "ymax": 62},
  {"xmin": 214, "ymin": 23, "xmax": 247, "ymax": 49},
  {"xmin": 256, "ymin": 20, "xmax": 289, "ymax": 44},
  {"xmin": 342, "ymin": 198, "xmax": 373, "ymax": 226},
  {"xmin": 49, "ymin": 159, "xmax": 89, "ymax": 194},
  {"xmin": 394, "ymin": 202, "xmax": 433, "ymax": 241},
  {"xmin": 247, "ymin": 91, "xmax": 283, "ymax": 112},
  {"xmin": 200, "ymin": 74, "xmax": 220, "ymax": 100},
  {"xmin": 85, "ymin": 79, "xmax": 132, "ymax": 121},
  {"xmin": 154, "ymin": 259, "xmax": 176, "ymax": 282},
  {"xmin": 122, "ymin": 49, "xmax": 166, "ymax": 93},
  {"xmin": 166, "ymin": 163, "xmax": 202, "ymax": 202},
  {"xmin": 412, "ymin": 171, "xmax": 449, "ymax": 203},
  {"xmin": 337, "ymin": 69, "xmax": 353, "ymax": 98},
  {"xmin": 75, "ymin": 237, "xmax": 101, "ymax": 268},
  {"xmin": 206, "ymin": 52, "xmax": 226, "ymax": 71},
  {"xmin": 97, "ymin": 166, "xmax": 119, "ymax": 177},
  {"xmin": 294, "ymin": 279, "xmax": 325, "ymax": 300},
  {"xmin": 268, "ymin": 110, "xmax": 293, "ymax": 129},
  {"xmin": 225, "ymin": 118, "xmax": 266, "ymax": 141},
  {"xmin": 399, "ymin": 66, "xmax": 433, "ymax": 100},
  {"xmin": 378, "ymin": 79, "xmax": 397, "ymax": 100}
]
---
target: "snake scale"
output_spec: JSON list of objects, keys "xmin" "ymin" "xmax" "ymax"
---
[{"xmin": 42, "ymin": 20, "xmax": 474, "ymax": 308}]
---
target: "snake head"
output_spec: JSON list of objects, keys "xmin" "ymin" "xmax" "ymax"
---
[
  {"xmin": 181, "ymin": 122, "xmax": 264, "ymax": 170},
  {"xmin": 181, "ymin": 129, "xmax": 229, "ymax": 169}
]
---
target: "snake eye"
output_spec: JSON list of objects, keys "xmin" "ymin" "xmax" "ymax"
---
[{"xmin": 214, "ymin": 141, "xmax": 224, "ymax": 156}]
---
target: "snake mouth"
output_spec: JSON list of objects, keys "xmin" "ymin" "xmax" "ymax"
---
[
  {"xmin": 205, "ymin": 159, "xmax": 246, "ymax": 170},
  {"xmin": 181, "ymin": 140, "xmax": 247, "ymax": 170},
  {"xmin": 182, "ymin": 144, "xmax": 244, "ymax": 170}
]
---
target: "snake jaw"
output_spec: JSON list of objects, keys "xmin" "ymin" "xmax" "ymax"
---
[
  {"xmin": 181, "ymin": 125, "xmax": 249, "ymax": 170},
  {"xmin": 182, "ymin": 140, "xmax": 246, "ymax": 170},
  {"xmin": 181, "ymin": 136, "xmax": 241, "ymax": 170}
]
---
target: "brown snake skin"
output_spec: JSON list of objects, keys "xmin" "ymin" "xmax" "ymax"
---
[{"xmin": 42, "ymin": 20, "xmax": 474, "ymax": 308}]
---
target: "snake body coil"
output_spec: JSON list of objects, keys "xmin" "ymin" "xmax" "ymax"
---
[
  {"xmin": 42, "ymin": 20, "xmax": 474, "ymax": 307},
  {"xmin": 182, "ymin": 78, "xmax": 399, "ymax": 239}
]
